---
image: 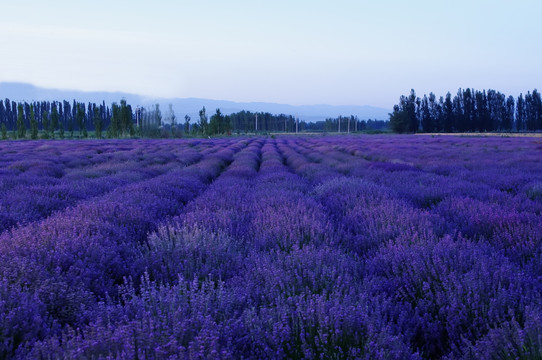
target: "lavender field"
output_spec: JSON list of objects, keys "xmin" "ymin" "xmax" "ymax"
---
[{"xmin": 1, "ymin": 135, "xmax": 541, "ymax": 359}]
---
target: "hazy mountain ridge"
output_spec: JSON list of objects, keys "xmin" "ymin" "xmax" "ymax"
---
[{"xmin": 0, "ymin": 82, "xmax": 391, "ymax": 122}]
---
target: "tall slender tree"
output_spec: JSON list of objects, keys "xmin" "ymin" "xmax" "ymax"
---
[
  {"xmin": 420, "ymin": 95, "xmax": 433, "ymax": 132},
  {"xmin": 516, "ymin": 93, "xmax": 525, "ymax": 131},
  {"xmin": 389, "ymin": 105, "xmax": 410, "ymax": 133},
  {"xmin": 50, "ymin": 102, "xmax": 59, "ymax": 138},
  {"xmin": 117, "ymin": 100, "xmax": 134, "ymax": 136},
  {"xmin": 42, "ymin": 108, "xmax": 49, "ymax": 139},
  {"xmin": 16, "ymin": 103, "xmax": 25, "ymax": 139},
  {"xmin": 2, "ymin": 99, "xmax": 9, "ymax": 130},
  {"xmin": 29, "ymin": 104, "xmax": 38, "ymax": 139},
  {"xmin": 93, "ymin": 107, "xmax": 102, "ymax": 138},
  {"xmin": 503, "ymin": 95, "xmax": 515, "ymax": 131},
  {"xmin": 199, "ymin": 106, "xmax": 208, "ymax": 135},
  {"xmin": 76, "ymin": 103, "xmax": 86, "ymax": 138},
  {"xmin": 0, "ymin": 100, "xmax": 7, "ymax": 139},
  {"xmin": 88, "ymin": 103, "xmax": 93, "ymax": 132},
  {"xmin": 533, "ymin": 89, "xmax": 542, "ymax": 130},
  {"xmin": 443, "ymin": 92, "xmax": 453, "ymax": 132},
  {"xmin": 525, "ymin": 92, "xmax": 535, "ymax": 131},
  {"xmin": 184, "ymin": 115, "xmax": 191, "ymax": 134},
  {"xmin": 209, "ymin": 108, "xmax": 224, "ymax": 134},
  {"xmin": 154, "ymin": 104, "xmax": 161, "ymax": 129},
  {"xmin": 109, "ymin": 103, "xmax": 120, "ymax": 138},
  {"xmin": 64, "ymin": 100, "xmax": 73, "ymax": 138}
]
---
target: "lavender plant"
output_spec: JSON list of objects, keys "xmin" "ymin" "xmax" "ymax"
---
[{"xmin": 0, "ymin": 135, "xmax": 541, "ymax": 359}]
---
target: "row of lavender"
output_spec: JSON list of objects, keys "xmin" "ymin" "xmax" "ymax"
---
[
  {"xmin": 0, "ymin": 141, "xmax": 206, "ymax": 231},
  {"xmin": 280, "ymin": 136, "xmax": 542, "ymax": 358},
  {"xmin": 0, "ymin": 138, "xmax": 250, "ymax": 358},
  {"xmin": 1, "ymin": 135, "xmax": 542, "ymax": 359}
]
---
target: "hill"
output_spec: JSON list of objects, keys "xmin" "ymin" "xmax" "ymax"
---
[{"xmin": 0, "ymin": 82, "xmax": 390, "ymax": 122}]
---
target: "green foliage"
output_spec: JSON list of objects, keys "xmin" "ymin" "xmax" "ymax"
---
[
  {"xmin": 16, "ymin": 103, "xmax": 25, "ymax": 139},
  {"xmin": 50, "ymin": 103, "xmax": 59, "ymax": 138},
  {"xmin": 209, "ymin": 108, "xmax": 230, "ymax": 135},
  {"xmin": 76, "ymin": 103, "xmax": 85, "ymax": 138},
  {"xmin": 388, "ymin": 89, "xmax": 419, "ymax": 133},
  {"xmin": 403, "ymin": 89, "xmax": 419, "ymax": 132},
  {"xmin": 93, "ymin": 107, "xmax": 102, "ymax": 139},
  {"xmin": 389, "ymin": 108, "xmax": 411, "ymax": 133},
  {"xmin": 108, "ymin": 103, "xmax": 119, "ymax": 138},
  {"xmin": 42, "ymin": 110, "xmax": 50, "ymax": 139},
  {"xmin": 154, "ymin": 104, "xmax": 161, "ymax": 128},
  {"xmin": 30, "ymin": 104, "xmax": 38, "ymax": 140},
  {"xmin": 393, "ymin": 87, "xmax": 542, "ymax": 133},
  {"xmin": 138, "ymin": 105, "xmax": 161, "ymax": 138},
  {"xmin": 184, "ymin": 114, "xmax": 191, "ymax": 134},
  {"xmin": 199, "ymin": 106, "xmax": 208, "ymax": 135},
  {"xmin": 164, "ymin": 104, "xmax": 177, "ymax": 136},
  {"xmin": 67, "ymin": 115, "xmax": 74, "ymax": 138},
  {"xmin": 118, "ymin": 100, "xmax": 134, "ymax": 137},
  {"xmin": 1, "ymin": 123, "xmax": 6, "ymax": 140}
]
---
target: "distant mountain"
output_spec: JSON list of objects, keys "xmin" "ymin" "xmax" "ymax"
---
[{"xmin": 0, "ymin": 82, "xmax": 391, "ymax": 122}]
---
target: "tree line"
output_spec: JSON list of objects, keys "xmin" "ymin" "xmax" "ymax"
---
[
  {"xmin": 0, "ymin": 96, "xmax": 389, "ymax": 139},
  {"xmin": 0, "ymin": 98, "xmax": 218, "ymax": 139},
  {"xmin": 227, "ymin": 111, "xmax": 388, "ymax": 133},
  {"xmin": 0, "ymin": 98, "xmax": 139, "ymax": 140},
  {"xmin": 0, "ymin": 98, "xmax": 249, "ymax": 139},
  {"xmin": 389, "ymin": 88, "xmax": 542, "ymax": 133},
  {"xmin": 310, "ymin": 116, "xmax": 389, "ymax": 133}
]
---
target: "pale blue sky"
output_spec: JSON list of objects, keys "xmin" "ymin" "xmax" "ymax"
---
[{"xmin": 1, "ymin": 0, "xmax": 540, "ymax": 108}]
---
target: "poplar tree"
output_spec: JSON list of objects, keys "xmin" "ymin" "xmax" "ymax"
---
[
  {"xmin": 68, "ymin": 116, "xmax": 74, "ymax": 138},
  {"xmin": 504, "ymin": 96, "xmax": 515, "ymax": 131},
  {"xmin": 88, "ymin": 102, "xmax": 93, "ymax": 134},
  {"xmin": 30, "ymin": 104, "xmax": 38, "ymax": 139},
  {"xmin": 118, "ymin": 100, "xmax": 134, "ymax": 136},
  {"xmin": 389, "ymin": 105, "xmax": 410, "ymax": 133},
  {"xmin": 516, "ymin": 94, "xmax": 525, "ymax": 131},
  {"xmin": 42, "ymin": 109, "xmax": 49, "ymax": 139},
  {"xmin": 533, "ymin": 89, "xmax": 542, "ymax": 130},
  {"xmin": 184, "ymin": 115, "xmax": 191, "ymax": 134},
  {"xmin": 59, "ymin": 122, "xmax": 65, "ymax": 139},
  {"xmin": 76, "ymin": 103, "xmax": 85, "ymax": 138},
  {"xmin": 109, "ymin": 103, "xmax": 121, "ymax": 138},
  {"xmin": 525, "ymin": 92, "xmax": 535, "ymax": 131},
  {"xmin": 166, "ymin": 104, "xmax": 176, "ymax": 135},
  {"xmin": 199, "ymin": 106, "xmax": 208, "ymax": 135},
  {"xmin": 50, "ymin": 103, "xmax": 59, "ymax": 138},
  {"xmin": 421, "ymin": 95, "xmax": 432, "ymax": 132},
  {"xmin": 0, "ymin": 101, "xmax": 5, "ymax": 129},
  {"xmin": 127, "ymin": 104, "xmax": 134, "ymax": 136},
  {"xmin": 93, "ymin": 107, "xmax": 102, "ymax": 138},
  {"xmin": 16, "ymin": 103, "xmax": 25, "ymax": 138},
  {"xmin": 210, "ymin": 108, "xmax": 224, "ymax": 134},
  {"xmin": 154, "ymin": 104, "xmax": 161, "ymax": 129}
]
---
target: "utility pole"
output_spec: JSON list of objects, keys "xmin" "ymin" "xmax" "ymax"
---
[
  {"xmin": 296, "ymin": 113, "xmax": 298, "ymax": 133},
  {"xmin": 347, "ymin": 116, "xmax": 350, "ymax": 134},
  {"xmin": 338, "ymin": 116, "xmax": 341, "ymax": 133}
]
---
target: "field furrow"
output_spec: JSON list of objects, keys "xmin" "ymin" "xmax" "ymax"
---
[
  {"xmin": 0, "ymin": 138, "xmax": 255, "ymax": 357},
  {"xmin": 0, "ymin": 135, "xmax": 541, "ymax": 359},
  {"xmin": 0, "ymin": 140, "xmax": 205, "ymax": 232}
]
